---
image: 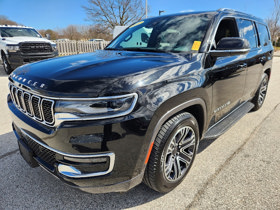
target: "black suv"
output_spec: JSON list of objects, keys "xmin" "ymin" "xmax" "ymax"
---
[{"xmin": 8, "ymin": 9, "xmax": 273, "ymax": 193}]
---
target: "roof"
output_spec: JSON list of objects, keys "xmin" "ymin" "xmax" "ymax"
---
[
  {"xmin": 143, "ymin": 8, "xmax": 265, "ymax": 24},
  {"xmin": 0, "ymin": 25, "xmax": 34, "ymax": 29}
]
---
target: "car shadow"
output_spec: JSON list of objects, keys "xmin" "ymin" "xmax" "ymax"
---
[{"xmin": 197, "ymin": 137, "xmax": 218, "ymax": 154}]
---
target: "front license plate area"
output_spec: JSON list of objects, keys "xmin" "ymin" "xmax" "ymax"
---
[{"xmin": 18, "ymin": 139, "xmax": 39, "ymax": 168}]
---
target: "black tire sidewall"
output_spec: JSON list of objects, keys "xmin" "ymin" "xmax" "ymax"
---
[
  {"xmin": 2, "ymin": 54, "xmax": 12, "ymax": 74},
  {"xmin": 252, "ymin": 74, "xmax": 269, "ymax": 111},
  {"xmin": 153, "ymin": 114, "xmax": 199, "ymax": 192}
]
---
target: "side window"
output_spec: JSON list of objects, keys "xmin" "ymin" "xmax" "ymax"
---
[
  {"xmin": 257, "ymin": 23, "xmax": 270, "ymax": 46},
  {"xmin": 214, "ymin": 18, "xmax": 239, "ymax": 46},
  {"xmin": 236, "ymin": 19, "xmax": 257, "ymax": 49}
]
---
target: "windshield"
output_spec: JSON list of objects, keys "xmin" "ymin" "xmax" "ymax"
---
[
  {"xmin": 0, "ymin": 27, "xmax": 42, "ymax": 38},
  {"xmin": 107, "ymin": 13, "xmax": 213, "ymax": 53}
]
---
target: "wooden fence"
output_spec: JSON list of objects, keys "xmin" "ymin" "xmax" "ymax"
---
[{"xmin": 52, "ymin": 40, "xmax": 111, "ymax": 56}]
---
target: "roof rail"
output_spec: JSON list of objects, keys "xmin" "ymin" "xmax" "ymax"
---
[
  {"xmin": 217, "ymin": 8, "xmax": 258, "ymax": 19},
  {"xmin": 0, "ymin": 25, "xmax": 32, "ymax": 28}
]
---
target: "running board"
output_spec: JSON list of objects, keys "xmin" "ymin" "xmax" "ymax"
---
[{"xmin": 203, "ymin": 102, "xmax": 255, "ymax": 140}]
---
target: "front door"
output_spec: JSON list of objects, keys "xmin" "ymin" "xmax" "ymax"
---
[{"xmin": 208, "ymin": 18, "xmax": 247, "ymax": 123}]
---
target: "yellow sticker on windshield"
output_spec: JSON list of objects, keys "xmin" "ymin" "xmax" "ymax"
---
[
  {"xmin": 130, "ymin": 21, "xmax": 144, "ymax": 28},
  {"xmin": 191, "ymin": 41, "xmax": 201, "ymax": 51}
]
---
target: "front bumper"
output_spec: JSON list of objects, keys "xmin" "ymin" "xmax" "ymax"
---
[
  {"xmin": 8, "ymin": 96, "xmax": 151, "ymax": 193},
  {"xmin": 7, "ymin": 50, "xmax": 58, "ymax": 69}
]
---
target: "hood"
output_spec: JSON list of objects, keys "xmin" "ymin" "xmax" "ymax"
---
[
  {"xmin": 3, "ymin": 36, "xmax": 55, "ymax": 45},
  {"xmin": 11, "ymin": 50, "xmax": 197, "ymax": 97}
]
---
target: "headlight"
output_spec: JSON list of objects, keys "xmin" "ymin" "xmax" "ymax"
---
[
  {"xmin": 55, "ymin": 93, "xmax": 138, "ymax": 121},
  {"xmin": 6, "ymin": 45, "xmax": 19, "ymax": 52},
  {"xmin": 51, "ymin": 43, "xmax": 57, "ymax": 50}
]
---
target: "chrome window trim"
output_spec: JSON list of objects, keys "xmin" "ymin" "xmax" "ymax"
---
[
  {"xmin": 19, "ymin": 128, "xmax": 115, "ymax": 178},
  {"xmin": 209, "ymin": 49, "xmax": 250, "ymax": 54}
]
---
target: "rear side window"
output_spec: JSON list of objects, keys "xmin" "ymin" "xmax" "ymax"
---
[
  {"xmin": 236, "ymin": 19, "xmax": 257, "ymax": 49},
  {"xmin": 257, "ymin": 23, "xmax": 270, "ymax": 46}
]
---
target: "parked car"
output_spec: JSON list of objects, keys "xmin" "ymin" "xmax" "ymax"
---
[
  {"xmin": 0, "ymin": 25, "xmax": 58, "ymax": 74},
  {"xmin": 8, "ymin": 8, "xmax": 273, "ymax": 193}
]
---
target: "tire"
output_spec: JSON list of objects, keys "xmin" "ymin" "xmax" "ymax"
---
[
  {"xmin": 1, "ymin": 53, "xmax": 13, "ymax": 74},
  {"xmin": 143, "ymin": 112, "xmax": 199, "ymax": 193},
  {"xmin": 251, "ymin": 73, "xmax": 269, "ymax": 111}
]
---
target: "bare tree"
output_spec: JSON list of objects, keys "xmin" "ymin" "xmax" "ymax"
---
[
  {"xmin": 38, "ymin": 29, "xmax": 59, "ymax": 40},
  {"xmin": 83, "ymin": 0, "xmax": 145, "ymax": 29},
  {"xmin": 266, "ymin": 0, "xmax": 280, "ymax": 44},
  {"xmin": 0, "ymin": 15, "xmax": 18, "ymax": 25},
  {"xmin": 62, "ymin": 25, "xmax": 82, "ymax": 40},
  {"xmin": 80, "ymin": 25, "xmax": 112, "ymax": 40}
]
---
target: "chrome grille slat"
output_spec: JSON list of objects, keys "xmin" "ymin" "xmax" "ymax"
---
[
  {"xmin": 17, "ymin": 89, "xmax": 25, "ymax": 111},
  {"xmin": 9, "ymin": 83, "xmax": 55, "ymax": 125},
  {"xmin": 31, "ymin": 95, "xmax": 42, "ymax": 120},
  {"xmin": 12, "ymin": 86, "xmax": 19, "ymax": 107},
  {"xmin": 23, "ymin": 93, "xmax": 32, "ymax": 115}
]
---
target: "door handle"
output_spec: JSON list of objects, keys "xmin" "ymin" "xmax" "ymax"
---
[
  {"xmin": 260, "ymin": 56, "xmax": 266, "ymax": 63},
  {"xmin": 238, "ymin": 63, "xmax": 247, "ymax": 69}
]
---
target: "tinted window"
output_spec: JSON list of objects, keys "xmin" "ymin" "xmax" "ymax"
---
[
  {"xmin": 215, "ymin": 18, "xmax": 239, "ymax": 45},
  {"xmin": 237, "ymin": 19, "xmax": 257, "ymax": 48},
  {"xmin": 257, "ymin": 23, "xmax": 270, "ymax": 46},
  {"xmin": 107, "ymin": 14, "xmax": 213, "ymax": 53}
]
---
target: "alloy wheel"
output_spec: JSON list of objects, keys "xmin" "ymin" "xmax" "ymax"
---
[
  {"xmin": 258, "ymin": 77, "xmax": 268, "ymax": 106},
  {"xmin": 163, "ymin": 126, "xmax": 196, "ymax": 182}
]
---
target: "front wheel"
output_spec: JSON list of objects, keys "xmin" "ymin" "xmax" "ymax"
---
[
  {"xmin": 251, "ymin": 73, "xmax": 269, "ymax": 111},
  {"xmin": 1, "ymin": 53, "xmax": 13, "ymax": 74},
  {"xmin": 143, "ymin": 112, "xmax": 199, "ymax": 193}
]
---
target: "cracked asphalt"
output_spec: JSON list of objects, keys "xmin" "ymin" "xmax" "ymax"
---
[{"xmin": 0, "ymin": 58, "xmax": 280, "ymax": 210}]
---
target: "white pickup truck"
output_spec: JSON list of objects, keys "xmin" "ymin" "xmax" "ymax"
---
[{"xmin": 0, "ymin": 25, "xmax": 58, "ymax": 74}]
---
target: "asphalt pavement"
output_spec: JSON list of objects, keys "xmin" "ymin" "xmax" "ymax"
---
[{"xmin": 0, "ymin": 58, "xmax": 280, "ymax": 210}]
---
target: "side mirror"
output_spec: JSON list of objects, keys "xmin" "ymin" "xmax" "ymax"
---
[
  {"xmin": 45, "ymin": 33, "xmax": 51, "ymax": 40},
  {"xmin": 141, "ymin": 33, "xmax": 149, "ymax": 43},
  {"xmin": 210, "ymin": 37, "xmax": 250, "ymax": 57}
]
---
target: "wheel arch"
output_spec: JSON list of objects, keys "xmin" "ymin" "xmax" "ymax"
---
[{"xmin": 149, "ymin": 98, "xmax": 207, "ymax": 144}]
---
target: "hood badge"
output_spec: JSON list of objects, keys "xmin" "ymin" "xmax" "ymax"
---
[{"xmin": 11, "ymin": 73, "xmax": 47, "ymax": 89}]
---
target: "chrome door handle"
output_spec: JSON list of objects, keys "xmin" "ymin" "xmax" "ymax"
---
[{"xmin": 238, "ymin": 63, "xmax": 247, "ymax": 69}]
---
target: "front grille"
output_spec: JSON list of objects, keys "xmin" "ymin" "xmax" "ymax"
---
[
  {"xmin": 14, "ymin": 125, "xmax": 56, "ymax": 167},
  {"xmin": 9, "ymin": 83, "xmax": 55, "ymax": 125},
  {"xmin": 24, "ymin": 134, "xmax": 56, "ymax": 167},
  {"xmin": 20, "ymin": 42, "xmax": 53, "ymax": 54}
]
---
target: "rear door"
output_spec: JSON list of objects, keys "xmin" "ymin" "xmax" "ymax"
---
[{"xmin": 236, "ymin": 19, "xmax": 263, "ymax": 99}]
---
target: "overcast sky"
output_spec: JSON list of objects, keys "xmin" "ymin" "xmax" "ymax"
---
[{"xmin": 0, "ymin": 0, "xmax": 275, "ymax": 30}]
